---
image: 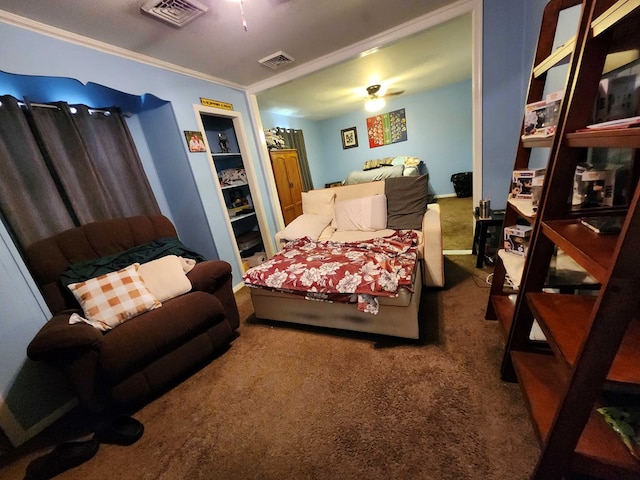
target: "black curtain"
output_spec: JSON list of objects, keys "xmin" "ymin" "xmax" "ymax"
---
[
  {"xmin": 0, "ymin": 95, "xmax": 160, "ymax": 250},
  {"xmin": 275, "ymin": 127, "xmax": 314, "ymax": 191},
  {"xmin": 0, "ymin": 96, "xmax": 75, "ymax": 247}
]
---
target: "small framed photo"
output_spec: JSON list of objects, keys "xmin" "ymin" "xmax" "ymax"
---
[
  {"xmin": 341, "ymin": 127, "xmax": 358, "ymax": 149},
  {"xmin": 185, "ymin": 131, "xmax": 206, "ymax": 152}
]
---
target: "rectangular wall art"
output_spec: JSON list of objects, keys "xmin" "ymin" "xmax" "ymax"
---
[{"xmin": 366, "ymin": 108, "xmax": 407, "ymax": 148}]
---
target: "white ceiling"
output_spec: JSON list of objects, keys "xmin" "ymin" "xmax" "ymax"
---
[{"xmin": 0, "ymin": 0, "xmax": 473, "ymax": 119}]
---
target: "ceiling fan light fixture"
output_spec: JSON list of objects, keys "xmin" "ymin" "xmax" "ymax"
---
[
  {"xmin": 365, "ymin": 84, "xmax": 386, "ymax": 112},
  {"xmin": 365, "ymin": 96, "xmax": 385, "ymax": 112}
]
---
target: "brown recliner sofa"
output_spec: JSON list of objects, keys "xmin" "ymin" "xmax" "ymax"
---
[{"xmin": 25, "ymin": 215, "xmax": 239, "ymax": 412}]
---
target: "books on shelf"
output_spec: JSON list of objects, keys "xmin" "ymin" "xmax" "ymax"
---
[{"xmin": 579, "ymin": 216, "xmax": 625, "ymax": 234}]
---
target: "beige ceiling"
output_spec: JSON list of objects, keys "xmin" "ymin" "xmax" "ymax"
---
[
  {"xmin": 0, "ymin": 0, "xmax": 472, "ymax": 119},
  {"xmin": 257, "ymin": 14, "xmax": 472, "ymax": 120}
]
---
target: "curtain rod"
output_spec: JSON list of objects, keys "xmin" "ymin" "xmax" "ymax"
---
[{"xmin": 16, "ymin": 100, "xmax": 112, "ymax": 114}]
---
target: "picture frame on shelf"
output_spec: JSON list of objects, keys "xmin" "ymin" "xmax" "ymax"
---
[{"xmin": 341, "ymin": 127, "xmax": 358, "ymax": 149}]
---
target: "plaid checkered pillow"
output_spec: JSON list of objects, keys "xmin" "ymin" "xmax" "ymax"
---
[{"xmin": 68, "ymin": 263, "xmax": 161, "ymax": 331}]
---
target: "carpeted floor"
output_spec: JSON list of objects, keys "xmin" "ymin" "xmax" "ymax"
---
[
  {"xmin": 437, "ymin": 196, "xmax": 474, "ymax": 251},
  {"xmin": 0, "ymin": 254, "xmax": 541, "ymax": 480}
]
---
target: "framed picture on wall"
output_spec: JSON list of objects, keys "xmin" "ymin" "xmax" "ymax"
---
[
  {"xmin": 184, "ymin": 131, "xmax": 206, "ymax": 152},
  {"xmin": 341, "ymin": 127, "xmax": 358, "ymax": 149}
]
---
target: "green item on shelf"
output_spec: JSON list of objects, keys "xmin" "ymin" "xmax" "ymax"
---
[{"xmin": 597, "ymin": 406, "xmax": 640, "ymax": 461}]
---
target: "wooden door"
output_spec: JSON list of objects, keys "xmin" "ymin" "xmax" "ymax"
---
[{"xmin": 270, "ymin": 149, "xmax": 303, "ymax": 225}]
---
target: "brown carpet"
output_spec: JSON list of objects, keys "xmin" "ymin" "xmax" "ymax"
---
[
  {"xmin": 437, "ymin": 196, "xmax": 474, "ymax": 251},
  {"xmin": 0, "ymin": 255, "xmax": 540, "ymax": 480}
]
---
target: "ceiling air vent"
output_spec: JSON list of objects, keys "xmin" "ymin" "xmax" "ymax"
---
[
  {"xmin": 141, "ymin": 0, "xmax": 208, "ymax": 28},
  {"xmin": 259, "ymin": 51, "xmax": 295, "ymax": 70}
]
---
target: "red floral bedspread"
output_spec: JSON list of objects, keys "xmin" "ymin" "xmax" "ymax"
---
[{"xmin": 243, "ymin": 231, "xmax": 418, "ymax": 314}]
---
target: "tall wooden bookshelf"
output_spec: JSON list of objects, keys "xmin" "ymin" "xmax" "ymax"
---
[{"xmin": 486, "ymin": 0, "xmax": 640, "ymax": 478}]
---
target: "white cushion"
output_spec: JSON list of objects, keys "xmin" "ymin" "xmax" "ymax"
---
[
  {"xmin": 68, "ymin": 263, "xmax": 161, "ymax": 331},
  {"xmin": 178, "ymin": 256, "xmax": 197, "ymax": 273},
  {"xmin": 138, "ymin": 255, "xmax": 192, "ymax": 302},
  {"xmin": 334, "ymin": 194, "xmax": 387, "ymax": 232},
  {"xmin": 302, "ymin": 189, "xmax": 336, "ymax": 217},
  {"xmin": 280, "ymin": 214, "xmax": 332, "ymax": 241}
]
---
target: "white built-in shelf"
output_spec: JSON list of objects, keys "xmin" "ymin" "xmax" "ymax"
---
[
  {"xmin": 238, "ymin": 237, "xmax": 262, "ymax": 253},
  {"xmin": 212, "ymin": 152, "xmax": 241, "ymax": 157},
  {"xmin": 230, "ymin": 211, "xmax": 256, "ymax": 223},
  {"xmin": 221, "ymin": 182, "xmax": 248, "ymax": 190}
]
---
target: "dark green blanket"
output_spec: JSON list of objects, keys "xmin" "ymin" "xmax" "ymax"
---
[{"xmin": 60, "ymin": 237, "xmax": 206, "ymax": 286}]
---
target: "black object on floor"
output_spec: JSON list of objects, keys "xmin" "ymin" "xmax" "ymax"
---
[
  {"xmin": 450, "ymin": 171, "xmax": 473, "ymax": 198},
  {"xmin": 94, "ymin": 415, "xmax": 144, "ymax": 446},
  {"xmin": 24, "ymin": 438, "xmax": 99, "ymax": 480}
]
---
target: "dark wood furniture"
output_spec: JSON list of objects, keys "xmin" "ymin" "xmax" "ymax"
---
[
  {"xmin": 472, "ymin": 209, "xmax": 504, "ymax": 268},
  {"xmin": 486, "ymin": 1, "xmax": 640, "ymax": 478}
]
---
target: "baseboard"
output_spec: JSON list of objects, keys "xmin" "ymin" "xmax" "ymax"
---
[
  {"xmin": 435, "ymin": 193, "xmax": 460, "ymax": 199},
  {"xmin": 0, "ymin": 395, "xmax": 77, "ymax": 447},
  {"xmin": 444, "ymin": 249, "xmax": 473, "ymax": 255}
]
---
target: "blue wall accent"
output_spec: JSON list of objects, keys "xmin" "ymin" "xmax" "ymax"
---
[
  {"xmin": 261, "ymin": 80, "xmax": 473, "ymax": 196},
  {"xmin": 481, "ymin": 0, "xmax": 529, "ymax": 207}
]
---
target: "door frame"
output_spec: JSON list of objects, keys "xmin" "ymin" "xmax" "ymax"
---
[{"xmin": 245, "ymin": 0, "xmax": 483, "ymax": 233}]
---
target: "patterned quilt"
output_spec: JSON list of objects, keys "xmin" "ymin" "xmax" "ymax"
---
[{"xmin": 243, "ymin": 231, "xmax": 418, "ymax": 314}]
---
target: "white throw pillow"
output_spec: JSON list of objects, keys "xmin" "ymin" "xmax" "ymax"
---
[
  {"xmin": 301, "ymin": 189, "xmax": 336, "ymax": 217},
  {"xmin": 280, "ymin": 214, "xmax": 332, "ymax": 241},
  {"xmin": 138, "ymin": 255, "xmax": 192, "ymax": 302},
  {"xmin": 334, "ymin": 194, "xmax": 387, "ymax": 232},
  {"xmin": 67, "ymin": 263, "xmax": 162, "ymax": 331},
  {"xmin": 178, "ymin": 256, "xmax": 196, "ymax": 273}
]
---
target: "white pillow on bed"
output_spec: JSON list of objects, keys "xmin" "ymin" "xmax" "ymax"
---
[
  {"xmin": 281, "ymin": 214, "xmax": 332, "ymax": 241},
  {"xmin": 334, "ymin": 194, "xmax": 387, "ymax": 232},
  {"xmin": 302, "ymin": 190, "xmax": 336, "ymax": 217}
]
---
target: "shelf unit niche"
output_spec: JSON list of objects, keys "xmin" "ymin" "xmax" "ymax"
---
[
  {"xmin": 488, "ymin": 0, "xmax": 640, "ymax": 479},
  {"xmin": 195, "ymin": 105, "xmax": 269, "ymax": 270}
]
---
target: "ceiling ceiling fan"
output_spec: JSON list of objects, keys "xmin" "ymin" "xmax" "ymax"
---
[{"xmin": 364, "ymin": 84, "xmax": 404, "ymax": 112}]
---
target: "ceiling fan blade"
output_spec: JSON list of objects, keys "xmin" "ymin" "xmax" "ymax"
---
[{"xmin": 383, "ymin": 89, "xmax": 405, "ymax": 97}]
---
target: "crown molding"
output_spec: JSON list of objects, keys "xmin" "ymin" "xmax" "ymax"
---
[
  {"xmin": 246, "ymin": 0, "xmax": 478, "ymax": 95},
  {"xmin": 0, "ymin": 9, "xmax": 246, "ymax": 91}
]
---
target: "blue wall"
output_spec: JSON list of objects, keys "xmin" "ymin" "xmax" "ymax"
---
[
  {"xmin": 481, "ymin": 0, "xmax": 531, "ymax": 207},
  {"xmin": 261, "ymin": 80, "xmax": 473, "ymax": 196}
]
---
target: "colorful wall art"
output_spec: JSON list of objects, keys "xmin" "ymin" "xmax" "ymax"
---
[{"xmin": 366, "ymin": 108, "xmax": 407, "ymax": 148}]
